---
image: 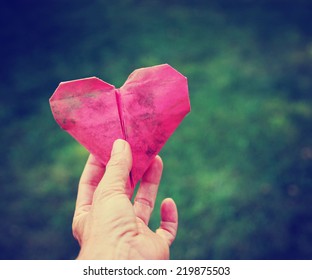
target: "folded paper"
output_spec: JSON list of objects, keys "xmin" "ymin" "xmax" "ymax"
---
[{"xmin": 49, "ymin": 64, "xmax": 190, "ymax": 187}]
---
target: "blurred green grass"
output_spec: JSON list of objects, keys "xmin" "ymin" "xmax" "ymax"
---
[{"xmin": 1, "ymin": 0, "xmax": 312, "ymax": 259}]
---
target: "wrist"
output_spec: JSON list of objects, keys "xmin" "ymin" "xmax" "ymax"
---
[{"xmin": 76, "ymin": 239, "xmax": 131, "ymax": 260}]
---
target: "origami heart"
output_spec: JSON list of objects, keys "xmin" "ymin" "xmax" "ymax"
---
[{"xmin": 49, "ymin": 64, "xmax": 190, "ymax": 187}]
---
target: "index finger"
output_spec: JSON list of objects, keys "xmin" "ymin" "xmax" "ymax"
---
[{"xmin": 75, "ymin": 154, "xmax": 105, "ymax": 216}]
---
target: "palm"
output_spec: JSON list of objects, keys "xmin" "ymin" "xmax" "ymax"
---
[{"xmin": 129, "ymin": 217, "xmax": 169, "ymax": 259}]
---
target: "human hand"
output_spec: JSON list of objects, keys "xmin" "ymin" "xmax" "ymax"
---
[{"xmin": 72, "ymin": 139, "xmax": 178, "ymax": 259}]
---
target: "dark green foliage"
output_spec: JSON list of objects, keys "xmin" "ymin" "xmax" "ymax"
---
[{"xmin": 1, "ymin": 0, "xmax": 311, "ymax": 259}]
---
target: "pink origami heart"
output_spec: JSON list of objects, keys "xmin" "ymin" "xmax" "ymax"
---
[{"xmin": 49, "ymin": 64, "xmax": 190, "ymax": 187}]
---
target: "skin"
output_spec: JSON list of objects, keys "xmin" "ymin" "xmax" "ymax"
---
[{"xmin": 72, "ymin": 139, "xmax": 178, "ymax": 259}]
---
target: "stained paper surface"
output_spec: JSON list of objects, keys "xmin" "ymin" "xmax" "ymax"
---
[{"xmin": 49, "ymin": 64, "xmax": 190, "ymax": 187}]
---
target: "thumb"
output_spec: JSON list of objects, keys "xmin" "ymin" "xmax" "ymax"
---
[{"xmin": 95, "ymin": 139, "xmax": 132, "ymax": 199}]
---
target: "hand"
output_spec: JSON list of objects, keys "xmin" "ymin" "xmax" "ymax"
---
[{"xmin": 72, "ymin": 139, "xmax": 178, "ymax": 259}]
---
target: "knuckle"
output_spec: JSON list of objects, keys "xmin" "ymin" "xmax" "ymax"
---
[
  {"xmin": 135, "ymin": 197, "xmax": 154, "ymax": 210},
  {"xmin": 107, "ymin": 154, "xmax": 129, "ymax": 170},
  {"xmin": 94, "ymin": 181, "xmax": 124, "ymax": 200}
]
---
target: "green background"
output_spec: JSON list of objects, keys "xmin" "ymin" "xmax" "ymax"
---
[{"xmin": 1, "ymin": 0, "xmax": 312, "ymax": 259}]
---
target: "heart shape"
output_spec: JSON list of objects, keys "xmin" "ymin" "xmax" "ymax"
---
[{"xmin": 49, "ymin": 64, "xmax": 190, "ymax": 187}]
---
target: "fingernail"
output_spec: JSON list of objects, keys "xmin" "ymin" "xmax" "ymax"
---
[{"xmin": 112, "ymin": 139, "xmax": 125, "ymax": 154}]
